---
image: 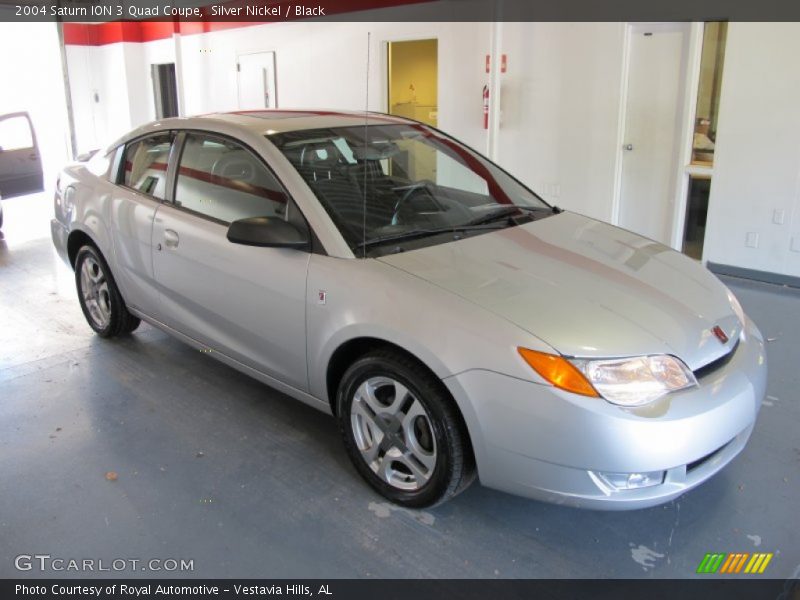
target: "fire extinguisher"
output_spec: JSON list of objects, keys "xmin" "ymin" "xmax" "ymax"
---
[{"xmin": 482, "ymin": 85, "xmax": 489, "ymax": 130}]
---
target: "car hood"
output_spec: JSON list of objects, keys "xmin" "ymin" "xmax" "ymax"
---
[{"xmin": 377, "ymin": 211, "xmax": 741, "ymax": 370}]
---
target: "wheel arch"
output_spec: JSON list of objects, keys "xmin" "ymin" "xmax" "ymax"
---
[
  {"xmin": 327, "ymin": 337, "xmax": 412, "ymax": 416},
  {"xmin": 67, "ymin": 228, "xmax": 98, "ymax": 268},
  {"xmin": 325, "ymin": 336, "xmax": 476, "ymax": 466},
  {"xmin": 67, "ymin": 227, "xmax": 129, "ymax": 304}
]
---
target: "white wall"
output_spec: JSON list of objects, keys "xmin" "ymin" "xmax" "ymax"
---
[
  {"xmin": 66, "ymin": 38, "xmax": 177, "ymax": 153},
  {"xmin": 125, "ymin": 38, "xmax": 177, "ymax": 128},
  {"xmin": 176, "ymin": 21, "xmax": 491, "ymax": 152},
  {"xmin": 704, "ymin": 22, "xmax": 800, "ymax": 278},
  {"xmin": 498, "ymin": 23, "xmax": 625, "ymax": 220},
  {"xmin": 66, "ymin": 43, "xmax": 131, "ymax": 152},
  {"xmin": 0, "ymin": 22, "xmax": 71, "ymax": 184}
]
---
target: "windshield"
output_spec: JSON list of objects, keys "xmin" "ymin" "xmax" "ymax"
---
[{"xmin": 269, "ymin": 123, "xmax": 553, "ymax": 256}]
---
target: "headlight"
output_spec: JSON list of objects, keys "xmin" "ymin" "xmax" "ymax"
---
[
  {"xmin": 726, "ymin": 286, "xmax": 746, "ymax": 327},
  {"xmin": 517, "ymin": 348, "xmax": 697, "ymax": 406},
  {"xmin": 571, "ymin": 355, "xmax": 697, "ymax": 406},
  {"xmin": 517, "ymin": 348, "xmax": 599, "ymax": 398}
]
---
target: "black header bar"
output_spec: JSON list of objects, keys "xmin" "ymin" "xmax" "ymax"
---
[{"xmin": 3, "ymin": 0, "xmax": 800, "ymax": 23}]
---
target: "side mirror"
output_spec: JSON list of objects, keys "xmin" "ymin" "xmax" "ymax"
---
[{"xmin": 226, "ymin": 216, "xmax": 309, "ymax": 249}]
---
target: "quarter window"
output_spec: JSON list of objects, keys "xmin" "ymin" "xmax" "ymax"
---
[
  {"xmin": 121, "ymin": 134, "xmax": 173, "ymax": 200},
  {"xmin": 174, "ymin": 133, "xmax": 289, "ymax": 224}
]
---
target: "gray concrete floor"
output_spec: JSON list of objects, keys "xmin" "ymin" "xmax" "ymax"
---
[{"xmin": 1, "ymin": 193, "xmax": 798, "ymax": 579}]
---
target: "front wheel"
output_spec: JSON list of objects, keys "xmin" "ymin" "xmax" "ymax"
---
[
  {"xmin": 337, "ymin": 349, "xmax": 475, "ymax": 507},
  {"xmin": 75, "ymin": 245, "xmax": 140, "ymax": 338}
]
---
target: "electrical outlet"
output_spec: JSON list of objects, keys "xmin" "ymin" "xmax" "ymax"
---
[
  {"xmin": 773, "ymin": 209, "xmax": 786, "ymax": 225},
  {"xmin": 745, "ymin": 232, "xmax": 759, "ymax": 248}
]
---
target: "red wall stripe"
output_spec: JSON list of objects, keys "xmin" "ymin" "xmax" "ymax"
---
[
  {"xmin": 62, "ymin": 21, "xmax": 259, "ymax": 45},
  {"xmin": 63, "ymin": 0, "xmax": 431, "ymax": 46}
]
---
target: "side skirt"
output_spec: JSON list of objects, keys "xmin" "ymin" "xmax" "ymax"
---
[{"xmin": 128, "ymin": 308, "xmax": 332, "ymax": 415}]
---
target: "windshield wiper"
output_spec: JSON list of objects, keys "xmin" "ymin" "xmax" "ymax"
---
[
  {"xmin": 358, "ymin": 205, "xmax": 560, "ymax": 250},
  {"xmin": 466, "ymin": 204, "xmax": 558, "ymax": 226},
  {"xmin": 357, "ymin": 224, "xmax": 504, "ymax": 249}
]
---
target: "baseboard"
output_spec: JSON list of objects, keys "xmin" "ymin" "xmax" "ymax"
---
[{"xmin": 707, "ymin": 262, "xmax": 800, "ymax": 289}]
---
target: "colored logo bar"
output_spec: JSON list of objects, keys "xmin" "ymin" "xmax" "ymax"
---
[{"xmin": 696, "ymin": 552, "xmax": 773, "ymax": 574}]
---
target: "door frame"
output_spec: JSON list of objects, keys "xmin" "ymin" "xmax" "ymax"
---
[
  {"xmin": 382, "ymin": 35, "xmax": 439, "ymax": 116},
  {"xmin": 670, "ymin": 22, "xmax": 707, "ymax": 253},
  {"xmin": 151, "ymin": 63, "xmax": 179, "ymax": 120},
  {"xmin": 611, "ymin": 22, "xmax": 704, "ymax": 251}
]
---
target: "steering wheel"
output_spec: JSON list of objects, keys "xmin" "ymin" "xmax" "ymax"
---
[{"xmin": 391, "ymin": 180, "xmax": 442, "ymax": 225}]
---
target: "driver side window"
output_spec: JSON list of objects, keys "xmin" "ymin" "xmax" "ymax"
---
[{"xmin": 174, "ymin": 133, "xmax": 290, "ymax": 224}]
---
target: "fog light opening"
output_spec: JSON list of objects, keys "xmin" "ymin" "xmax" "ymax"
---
[{"xmin": 595, "ymin": 470, "xmax": 665, "ymax": 491}]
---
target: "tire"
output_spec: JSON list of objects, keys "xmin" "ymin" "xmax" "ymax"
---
[
  {"xmin": 337, "ymin": 348, "xmax": 475, "ymax": 508},
  {"xmin": 74, "ymin": 245, "xmax": 140, "ymax": 338}
]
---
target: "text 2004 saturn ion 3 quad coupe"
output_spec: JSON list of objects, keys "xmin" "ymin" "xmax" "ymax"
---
[{"xmin": 51, "ymin": 111, "xmax": 766, "ymax": 509}]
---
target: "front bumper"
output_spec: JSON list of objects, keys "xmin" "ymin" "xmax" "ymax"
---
[{"xmin": 444, "ymin": 317, "xmax": 767, "ymax": 510}]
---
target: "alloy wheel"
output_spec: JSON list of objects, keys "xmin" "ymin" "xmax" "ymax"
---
[
  {"xmin": 79, "ymin": 256, "xmax": 111, "ymax": 329},
  {"xmin": 349, "ymin": 376, "xmax": 437, "ymax": 491}
]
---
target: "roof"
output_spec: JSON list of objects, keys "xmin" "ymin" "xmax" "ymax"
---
[
  {"xmin": 108, "ymin": 109, "xmax": 418, "ymax": 153},
  {"xmin": 197, "ymin": 109, "xmax": 415, "ymax": 135}
]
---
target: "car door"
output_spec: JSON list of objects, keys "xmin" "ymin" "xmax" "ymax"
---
[
  {"xmin": 152, "ymin": 131, "xmax": 310, "ymax": 391},
  {"xmin": 0, "ymin": 112, "xmax": 44, "ymax": 198},
  {"xmin": 108, "ymin": 132, "xmax": 175, "ymax": 316}
]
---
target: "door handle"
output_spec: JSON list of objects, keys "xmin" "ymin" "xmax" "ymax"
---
[
  {"xmin": 623, "ymin": 143, "xmax": 634, "ymax": 151},
  {"xmin": 164, "ymin": 229, "xmax": 179, "ymax": 249}
]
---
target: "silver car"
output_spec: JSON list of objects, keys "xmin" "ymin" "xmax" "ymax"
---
[{"xmin": 51, "ymin": 111, "xmax": 767, "ymax": 509}]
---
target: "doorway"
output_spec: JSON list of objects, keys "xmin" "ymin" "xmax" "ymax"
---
[
  {"xmin": 618, "ymin": 23, "xmax": 691, "ymax": 245},
  {"xmin": 387, "ymin": 39, "xmax": 438, "ymax": 180},
  {"xmin": 151, "ymin": 63, "xmax": 179, "ymax": 119},
  {"xmin": 237, "ymin": 51, "xmax": 277, "ymax": 110},
  {"xmin": 681, "ymin": 22, "xmax": 728, "ymax": 260},
  {"xmin": 387, "ymin": 39, "xmax": 438, "ymax": 126}
]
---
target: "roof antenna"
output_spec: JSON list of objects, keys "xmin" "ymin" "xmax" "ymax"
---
[{"xmin": 362, "ymin": 31, "xmax": 371, "ymax": 258}]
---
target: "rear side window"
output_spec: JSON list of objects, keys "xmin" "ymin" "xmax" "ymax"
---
[
  {"xmin": 174, "ymin": 133, "xmax": 289, "ymax": 224},
  {"xmin": 121, "ymin": 133, "xmax": 173, "ymax": 200}
]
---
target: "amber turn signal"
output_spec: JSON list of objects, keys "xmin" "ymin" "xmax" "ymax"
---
[{"xmin": 517, "ymin": 348, "xmax": 599, "ymax": 397}]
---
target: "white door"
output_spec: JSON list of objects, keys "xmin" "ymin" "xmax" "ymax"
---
[
  {"xmin": 619, "ymin": 23, "xmax": 690, "ymax": 245},
  {"xmin": 0, "ymin": 112, "xmax": 43, "ymax": 198},
  {"xmin": 237, "ymin": 52, "xmax": 277, "ymax": 109}
]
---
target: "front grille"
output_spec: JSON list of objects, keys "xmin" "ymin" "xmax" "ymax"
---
[{"xmin": 693, "ymin": 339, "xmax": 739, "ymax": 380}]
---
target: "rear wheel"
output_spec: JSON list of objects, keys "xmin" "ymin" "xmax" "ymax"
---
[
  {"xmin": 337, "ymin": 349, "xmax": 474, "ymax": 507},
  {"xmin": 75, "ymin": 245, "xmax": 140, "ymax": 337}
]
